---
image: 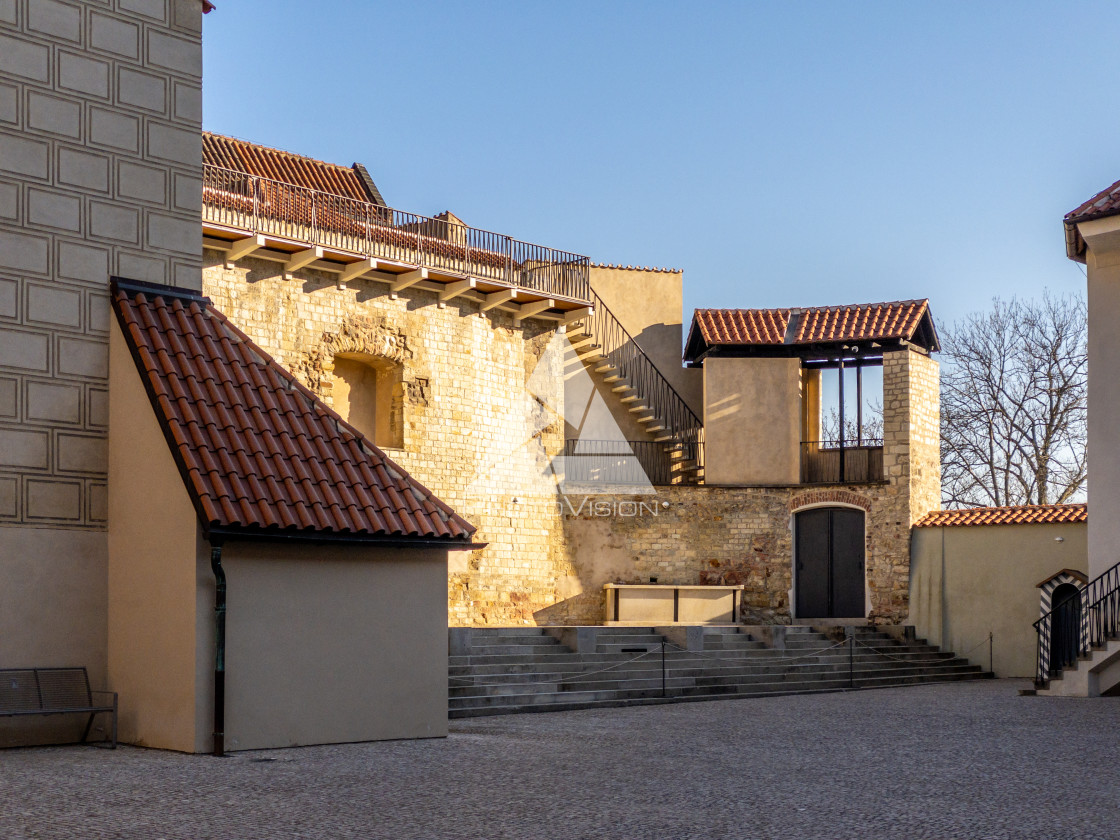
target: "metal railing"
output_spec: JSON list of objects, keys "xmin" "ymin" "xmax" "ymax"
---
[
  {"xmin": 800, "ymin": 439, "xmax": 883, "ymax": 484},
  {"xmin": 569, "ymin": 290, "xmax": 704, "ymax": 473},
  {"xmin": 202, "ymin": 164, "xmax": 591, "ymax": 302},
  {"xmin": 1034, "ymin": 559, "xmax": 1120, "ymax": 686},
  {"xmin": 561, "ymin": 439, "xmax": 703, "ymax": 487}
]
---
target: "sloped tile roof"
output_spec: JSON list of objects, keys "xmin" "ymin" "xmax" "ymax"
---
[
  {"xmin": 1065, "ymin": 178, "xmax": 1120, "ymax": 261},
  {"xmin": 1066, "ymin": 179, "xmax": 1120, "ymax": 226},
  {"xmin": 691, "ymin": 300, "xmax": 931, "ymax": 347},
  {"xmin": 203, "ymin": 132, "xmax": 373, "ymax": 203},
  {"xmin": 110, "ymin": 280, "xmax": 476, "ymax": 543},
  {"xmin": 914, "ymin": 503, "xmax": 1086, "ymax": 528}
]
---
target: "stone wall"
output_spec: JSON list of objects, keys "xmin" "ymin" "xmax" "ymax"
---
[{"xmin": 202, "ymin": 251, "xmax": 576, "ymax": 626}]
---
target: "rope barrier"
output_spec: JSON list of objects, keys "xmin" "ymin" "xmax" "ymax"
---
[
  {"xmin": 851, "ymin": 637, "xmax": 958, "ymax": 664},
  {"xmin": 662, "ymin": 638, "xmax": 851, "ymax": 665},
  {"xmin": 449, "ymin": 649, "xmax": 659, "ymax": 688}
]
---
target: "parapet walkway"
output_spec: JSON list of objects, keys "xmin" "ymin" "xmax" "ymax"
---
[{"xmin": 449, "ymin": 625, "xmax": 988, "ymax": 717}]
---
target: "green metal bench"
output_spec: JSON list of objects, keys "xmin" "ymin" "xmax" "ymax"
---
[{"xmin": 0, "ymin": 667, "xmax": 117, "ymax": 748}]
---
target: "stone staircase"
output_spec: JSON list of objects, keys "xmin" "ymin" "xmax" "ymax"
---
[{"xmin": 448, "ymin": 626, "xmax": 990, "ymax": 718}]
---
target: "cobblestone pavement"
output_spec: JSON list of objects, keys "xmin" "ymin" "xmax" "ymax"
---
[{"xmin": 3, "ymin": 680, "xmax": 1120, "ymax": 840}]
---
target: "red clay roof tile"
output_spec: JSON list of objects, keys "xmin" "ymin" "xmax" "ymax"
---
[
  {"xmin": 914, "ymin": 504, "xmax": 1086, "ymax": 528},
  {"xmin": 688, "ymin": 300, "xmax": 933, "ymax": 354},
  {"xmin": 1065, "ymin": 178, "xmax": 1120, "ymax": 261},
  {"xmin": 111, "ymin": 280, "xmax": 475, "ymax": 543},
  {"xmin": 203, "ymin": 132, "xmax": 371, "ymax": 202}
]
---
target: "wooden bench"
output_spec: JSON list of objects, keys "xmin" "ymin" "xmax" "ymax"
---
[{"xmin": 0, "ymin": 667, "xmax": 117, "ymax": 748}]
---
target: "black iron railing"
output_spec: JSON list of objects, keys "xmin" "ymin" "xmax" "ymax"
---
[
  {"xmin": 1034, "ymin": 560, "xmax": 1120, "ymax": 686},
  {"xmin": 800, "ymin": 439, "xmax": 883, "ymax": 484},
  {"xmin": 569, "ymin": 291, "xmax": 704, "ymax": 473},
  {"xmin": 561, "ymin": 439, "xmax": 703, "ymax": 487},
  {"xmin": 203, "ymin": 164, "xmax": 591, "ymax": 302}
]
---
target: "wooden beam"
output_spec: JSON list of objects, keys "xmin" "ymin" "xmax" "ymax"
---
[
  {"xmin": 563, "ymin": 306, "xmax": 594, "ymax": 325},
  {"xmin": 479, "ymin": 289, "xmax": 518, "ymax": 313},
  {"xmin": 224, "ymin": 234, "xmax": 266, "ymax": 267},
  {"xmin": 513, "ymin": 298, "xmax": 556, "ymax": 326},
  {"xmin": 439, "ymin": 278, "xmax": 476, "ymax": 305},
  {"xmin": 283, "ymin": 246, "xmax": 323, "ymax": 279},
  {"xmin": 390, "ymin": 267, "xmax": 428, "ymax": 297},
  {"xmin": 340, "ymin": 257, "xmax": 380, "ymax": 285}
]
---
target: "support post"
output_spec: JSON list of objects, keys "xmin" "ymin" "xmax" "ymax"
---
[
  {"xmin": 838, "ymin": 357, "xmax": 846, "ymax": 483},
  {"xmin": 848, "ymin": 632, "xmax": 854, "ymax": 689},
  {"xmin": 661, "ymin": 640, "xmax": 667, "ymax": 698}
]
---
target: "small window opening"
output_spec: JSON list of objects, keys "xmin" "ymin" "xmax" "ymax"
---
[{"xmin": 331, "ymin": 353, "xmax": 404, "ymax": 449}]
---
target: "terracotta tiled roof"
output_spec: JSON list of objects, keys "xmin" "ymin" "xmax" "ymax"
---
[
  {"xmin": 203, "ymin": 132, "xmax": 374, "ymax": 203},
  {"xmin": 914, "ymin": 504, "xmax": 1086, "ymax": 528},
  {"xmin": 110, "ymin": 280, "xmax": 476, "ymax": 543},
  {"xmin": 688, "ymin": 300, "xmax": 933, "ymax": 351},
  {"xmin": 1065, "ymin": 178, "xmax": 1120, "ymax": 261},
  {"xmin": 1066, "ymin": 179, "xmax": 1120, "ymax": 226}
]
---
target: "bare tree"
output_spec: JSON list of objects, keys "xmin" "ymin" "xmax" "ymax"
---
[
  {"xmin": 940, "ymin": 292, "xmax": 1087, "ymax": 507},
  {"xmin": 820, "ymin": 399, "xmax": 884, "ymax": 444}
]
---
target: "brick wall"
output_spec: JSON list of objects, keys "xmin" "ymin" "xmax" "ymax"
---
[{"xmin": 0, "ymin": 0, "xmax": 203, "ymax": 529}]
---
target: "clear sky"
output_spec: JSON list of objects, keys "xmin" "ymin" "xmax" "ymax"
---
[{"xmin": 202, "ymin": 1, "xmax": 1119, "ymax": 332}]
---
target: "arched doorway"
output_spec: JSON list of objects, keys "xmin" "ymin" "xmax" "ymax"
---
[
  {"xmin": 1049, "ymin": 583, "xmax": 1082, "ymax": 674},
  {"xmin": 794, "ymin": 507, "xmax": 865, "ymax": 618}
]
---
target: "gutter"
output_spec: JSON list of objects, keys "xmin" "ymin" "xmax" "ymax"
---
[{"xmin": 210, "ymin": 542, "xmax": 227, "ymax": 757}]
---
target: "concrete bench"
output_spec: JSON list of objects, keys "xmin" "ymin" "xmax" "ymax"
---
[
  {"xmin": 604, "ymin": 584, "xmax": 745, "ymax": 625},
  {"xmin": 0, "ymin": 667, "xmax": 117, "ymax": 748}
]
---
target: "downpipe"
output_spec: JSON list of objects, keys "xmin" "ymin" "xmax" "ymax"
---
[{"xmin": 210, "ymin": 543, "xmax": 226, "ymax": 757}]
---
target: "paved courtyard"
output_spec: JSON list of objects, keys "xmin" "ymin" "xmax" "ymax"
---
[{"xmin": 2, "ymin": 680, "xmax": 1119, "ymax": 839}]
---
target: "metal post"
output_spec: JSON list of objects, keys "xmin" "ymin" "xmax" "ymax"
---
[
  {"xmin": 856, "ymin": 364, "xmax": 863, "ymax": 447},
  {"xmin": 848, "ymin": 633, "xmax": 854, "ymax": 689},
  {"xmin": 989, "ymin": 631, "xmax": 994, "ymax": 674},
  {"xmin": 837, "ymin": 357, "xmax": 846, "ymax": 483},
  {"xmin": 661, "ymin": 640, "xmax": 667, "ymax": 698}
]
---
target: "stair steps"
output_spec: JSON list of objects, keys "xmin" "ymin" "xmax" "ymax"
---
[{"xmin": 449, "ymin": 627, "xmax": 990, "ymax": 718}]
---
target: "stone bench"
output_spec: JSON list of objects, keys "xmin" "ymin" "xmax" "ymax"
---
[{"xmin": 603, "ymin": 584, "xmax": 745, "ymax": 625}]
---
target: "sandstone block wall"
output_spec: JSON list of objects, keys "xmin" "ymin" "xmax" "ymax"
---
[{"xmin": 203, "ymin": 252, "xmax": 576, "ymax": 626}]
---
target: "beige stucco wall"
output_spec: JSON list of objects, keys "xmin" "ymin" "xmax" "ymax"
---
[
  {"xmin": 588, "ymin": 265, "xmax": 701, "ymax": 414},
  {"xmin": 1082, "ymin": 214, "xmax": 1120, "ymax": 580},
  {"xmin": 107, "ymin": 319, "xmax": 209, "ymax": 753},
  {"xmin": 221, "ymin": 542, "xmax": 449, "ymax": 751},
  {"xmin": 910, "ymin": 521, "xmax": 1087, "ymax": 678},
  {"xmin": 0, "ymin": 526, "xmax": 108, "ymax": 747},
  {"xmin": 703, "ymin": 357, "xmax": 801, "ymax": 486}
]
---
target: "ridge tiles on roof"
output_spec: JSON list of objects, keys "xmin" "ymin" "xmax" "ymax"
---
[{"xmin": 914, "ymin": 503, "xmax": 1086, "ymax": 528}]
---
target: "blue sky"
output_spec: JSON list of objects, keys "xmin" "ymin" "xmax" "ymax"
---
[{"xmin": 202, "ymin": 1, "xmax": 1118, "ymax": 331}]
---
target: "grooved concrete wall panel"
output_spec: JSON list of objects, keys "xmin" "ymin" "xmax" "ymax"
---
[{"xmin": 0, "ymin": 0, "xmax": 204, "ymax": 534}]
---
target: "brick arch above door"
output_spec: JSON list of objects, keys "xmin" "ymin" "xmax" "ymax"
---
[{"xmin": 789, "ymin": 489, "xmax": 872, "ymax": 514}]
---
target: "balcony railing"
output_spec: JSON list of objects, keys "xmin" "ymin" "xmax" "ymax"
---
[
  {"xmin": 561, "ymin": 440, "xmax": 703, "ymax": 487},
  {"xmin": 800, "ymin": 439, "xmax": 884, "ymax": 484},
  {"xmin": 202, "ymin": 164, "xmax": 591, "ymax": 302}
]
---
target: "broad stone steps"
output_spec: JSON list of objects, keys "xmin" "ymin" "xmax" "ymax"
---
[
  {"xmin": 450, "ymin": 664, "xmax": 983, "ymax": 701},
  {"xmin": 448, "ymin": 626, "xmax": 991, "ymax": 717},
  {"xmin": 450, "ymin": 658, "xmax": 981, "ymax": 697},
  {"xmin": 448, "ymin": 668, "xmax": 989, "ymax": 716}
]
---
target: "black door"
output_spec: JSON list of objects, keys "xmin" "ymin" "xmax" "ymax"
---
[
  {"xmin": 795, "ymin": 507, "xmax": 865, "ymax": 618},
  {"xmin": 1049, "ymin": 583, "xmax": 1082, "ymax": 674}
]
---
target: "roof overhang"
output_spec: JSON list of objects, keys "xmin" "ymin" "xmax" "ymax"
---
[{"xmin": 1067, "ymin": 213, "xmax": 1120, "ymax": 265}]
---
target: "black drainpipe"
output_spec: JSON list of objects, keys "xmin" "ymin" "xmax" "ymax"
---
[{"xmin": 210, "ymin": 542, "xmax": 226, "ymax": 757}]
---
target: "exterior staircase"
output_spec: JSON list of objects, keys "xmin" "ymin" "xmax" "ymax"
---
[
  {"xmin": 448, "ymin": 626, "xmax": 989, "ymax": 718},
  {"xmin": 1030, "ymin": 559, "xmax": 1120, "ymax": 696},
  {"xmin": 565, "ymin": 289, "xmax": 704, "ymax": 485}
]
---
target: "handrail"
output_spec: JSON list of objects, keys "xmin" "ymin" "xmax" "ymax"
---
[
  {"xmin": 1033, "ymin": 557, "xmax": 1120, "ymax": 686},
  {"xmin": 571, "ymin": 289, "xmax": 704, "ymax": 463},
  {"xmin": 202, "ymin": 164, "xmax": 591, "ymax": 303},
  {"xmin": 562, "ymin": 439, "xmax": 703, "ymax": 486}
]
